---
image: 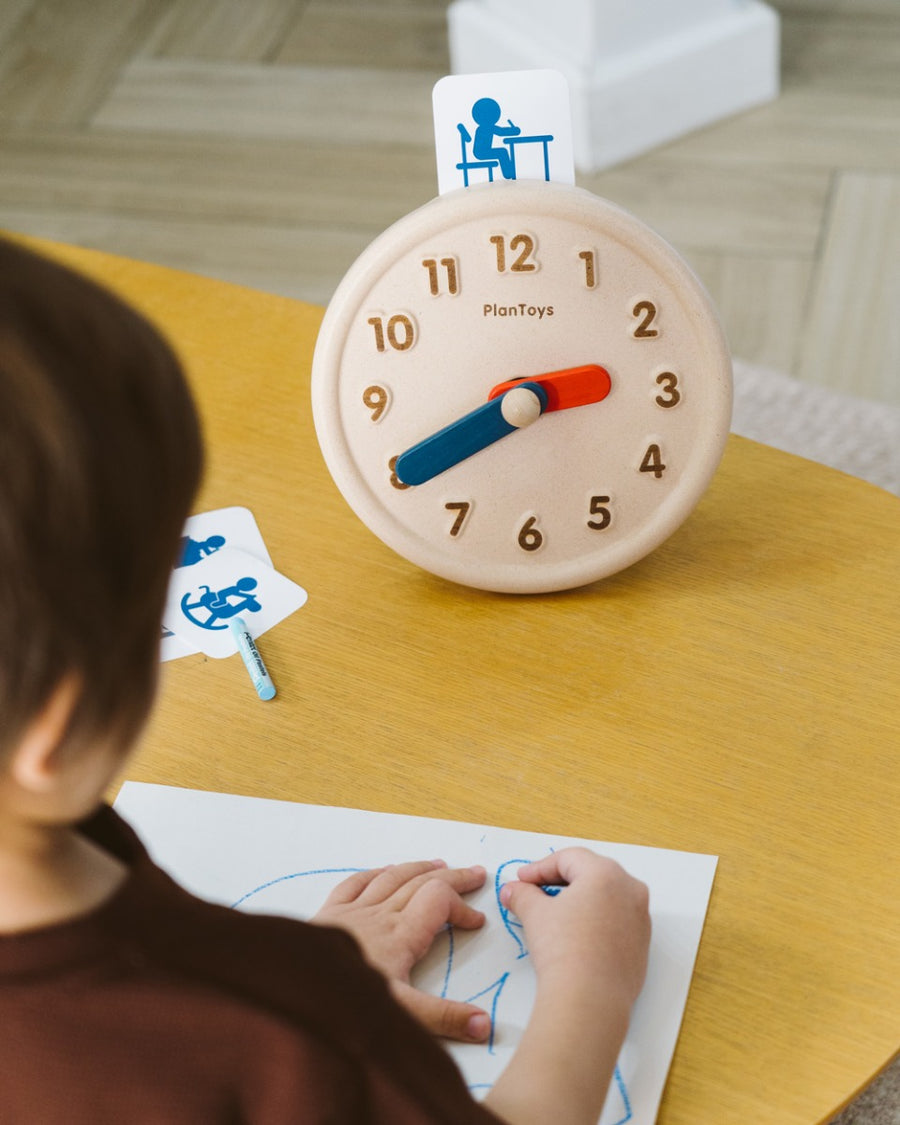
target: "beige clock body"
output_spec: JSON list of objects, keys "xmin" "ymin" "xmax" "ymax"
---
[{"xmin": 311, "ymin": 180, "xmax": 732, "ymax": 593}]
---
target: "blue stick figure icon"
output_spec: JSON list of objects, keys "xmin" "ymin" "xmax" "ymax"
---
[
  {"xmin": 471, "ymin": 97, "xmax": 520, "ymax": 180},
  {"xmin": 181, "ymin": 577, "xmax": 262, "ymax": 631}
]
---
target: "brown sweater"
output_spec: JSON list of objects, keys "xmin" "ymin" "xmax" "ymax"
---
[{"xmin": 0, "ymin": 806, "xmax": 503, "ymax": 1123}]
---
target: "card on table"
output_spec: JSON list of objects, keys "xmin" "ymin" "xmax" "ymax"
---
[
  {"xmin": 162, "ymin": 545, "xmax": 307, "ymax": 659},
  {"xmin": 175, "ymin": 505, "xmax": 274, "ymax": 570},
  {"xmin": 161, "ymin": 506, "xmax": 280, "ymax": 662}
]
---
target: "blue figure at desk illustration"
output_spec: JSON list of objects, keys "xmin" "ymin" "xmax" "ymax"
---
[
  {"xmin": 457, "ymin": 97, "xmax": 555, "ymax": 187},
  {"xmin": 231, "ymin": 857, "xmax": 632, "ymax": 1124},
  {"xmin": 472, "ymin": 97, "xmax": 520, "ymax": 179},
  {"xmin": 181, "ymin": 576, "xmax": 262, "ymax": 630}
]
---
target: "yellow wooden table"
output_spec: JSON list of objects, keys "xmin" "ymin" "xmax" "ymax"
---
[{"xmin": 29, "ymin": 239, "xmax": 900, "ymax": 1125}]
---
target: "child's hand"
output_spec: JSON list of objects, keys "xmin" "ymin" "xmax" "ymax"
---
[
  {"xmin": 312, "ymin": 860, "xmax": 492, "ymax": 1043},
  {"xmin": 485, "ymin": 852, "xmax": 650, "ymax": 1125},
  {"xmin": 500, "ymin": 848, "xmax": 651, "ymax": 1010}
]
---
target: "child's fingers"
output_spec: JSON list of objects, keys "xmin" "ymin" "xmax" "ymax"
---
[
  {"xmin": 407, "ymin": 877, "xmax": 487, "ymax": 938},
  {"xmin": 322, "ymin": 867, "xmax": 389, "ymax": 905},
  {"xmin": 351, "ymin": 860, "xmax": 448, "ymax": 902},
  {"xmin": 434, "ymin": 864, "xmax": 488, "ymax": 902},
  {"xmin": 390, "ymin": 981, "xmax": 492, "ymax": 1044},
  {"xmin": 497, "ymin": 879, "xmax": 552, "ymax": 926},
  {"xmin": 359, "ymin": 861, "xmax": 486, "ymax": 906},
  {"xmin": 515, "ymin": 847, "xmax": 603, "ymax": 887}
]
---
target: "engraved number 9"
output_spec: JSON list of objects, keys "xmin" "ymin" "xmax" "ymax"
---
[{"xmin": 363, "ymin": 384, "xmax": 389, "ymax": 421}]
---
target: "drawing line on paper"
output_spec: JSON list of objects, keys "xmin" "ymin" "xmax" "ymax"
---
[
  {"xmin": 232, "ymin": 858, "xmax": 632, "ymax": 1123},
  {"xmin": 464, "ymin": 971, "xmax": 510, "ymax": 1055},
  {"xmin": 231, "ymin": 867, "xmax": 366, "ymax": 909}
]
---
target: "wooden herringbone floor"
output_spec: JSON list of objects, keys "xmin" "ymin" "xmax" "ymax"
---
[
  {"xmin": 0, "ymin": 3, "xmax": 898, "ymax": 1122},
  {"xmin": 1, "ymin": 1, "xmax": 899, "ymax": 408}
]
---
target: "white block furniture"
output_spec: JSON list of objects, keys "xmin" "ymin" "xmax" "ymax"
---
[{"xmin": 448, "ymin": 0, "xmax": 780, "ymax": 171}]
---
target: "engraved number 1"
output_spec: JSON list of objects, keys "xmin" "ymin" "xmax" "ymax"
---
[{"xmin": 579, "ymin": 250, "xmax": 597, "ymax": 288}]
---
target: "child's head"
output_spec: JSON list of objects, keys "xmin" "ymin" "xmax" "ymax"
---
[{"xmin": 0, "ymin": 238, "xmax": 203, "ymax": 768}]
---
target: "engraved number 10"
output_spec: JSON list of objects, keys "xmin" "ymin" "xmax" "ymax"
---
[{"xmin": 368, "ymin": 314, "xmax": 415, "ymax": 352}]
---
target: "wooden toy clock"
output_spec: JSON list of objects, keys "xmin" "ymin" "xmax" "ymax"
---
[{"xmin": 311, "ymin": 180, "xmax": 732, "ymax": 593}]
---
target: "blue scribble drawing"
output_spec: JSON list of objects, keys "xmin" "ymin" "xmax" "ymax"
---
[
  {"xmin": 177, "ymin": 533, "xmax": 226, "ymax": 567},
  {"xmin": 232, "ymin": 857, "xmax": 632, "ymax": 1124},
  {"xmin": 611, "ymin": 1068, "xmax": 632, "ymax": 1124},
  {"xmin": 231, "ymin": 867, "xmax": 366, "ymax": 910},
  {"xmin": 464, "ymin": 971, "xmax": 510, "ymax": 1056},
  {"xmin": 180, "ymin": 577, "xmax": 262, "ymax": 630},
  {"xmin": 456, "ymin": 98, "xmax": 554, "ymax": 188},
  {"xmin": 495, "ymin": 858, "xmax": 531, "ymax": 958}
]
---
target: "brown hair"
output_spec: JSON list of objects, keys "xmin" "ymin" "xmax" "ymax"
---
[{"xmin": 0, "ymin": 238, "xmax": 203, "ymax": 758}]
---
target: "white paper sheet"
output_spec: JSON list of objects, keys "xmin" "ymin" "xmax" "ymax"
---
[{"xmin": 114, "ymin": 782, "xmax": 717, "ymax": 1125}]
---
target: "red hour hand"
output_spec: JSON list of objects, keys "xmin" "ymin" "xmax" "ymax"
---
[{"xmin": 488, "ymin": 363, "xmax": 611, "ymax": 412}]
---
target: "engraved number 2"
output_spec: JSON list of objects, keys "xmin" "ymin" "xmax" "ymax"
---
[{"xmin": 632, "ymin": 300, "xmax": 659, "ymax": 338}]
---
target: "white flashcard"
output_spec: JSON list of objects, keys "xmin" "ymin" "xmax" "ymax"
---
[
  {"xmin": 161, "ymin": 507, "xmax": 275, "ymax": 662},
  {"xmin": 177, "ymin": 506, "xmax": 274, "ymax": 570},
  {"xmin": 162, "ymin": 546, "xmax": 308, "ymax": 659},
  {"xmin": 160, "ymin": 629, "xmax": 196, "ymax": 663},
  {"xmin": 433, "ymin": 69, "xmax": 575, "ymax": 195}
]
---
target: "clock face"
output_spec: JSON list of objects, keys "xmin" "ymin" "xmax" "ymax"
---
[{"xmin": 311, "ymin": 180, "xmax": 732, "ymax": 593}]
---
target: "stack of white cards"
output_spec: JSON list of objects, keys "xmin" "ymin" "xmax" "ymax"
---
[{"xmin": 161, "ymin": 506, "xmax": 307, "ymax": 661}]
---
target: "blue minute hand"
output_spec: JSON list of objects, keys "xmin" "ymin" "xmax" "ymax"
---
[{"xmin": 394, "ymin": 381, "xmax": 549, "ymax": 487}]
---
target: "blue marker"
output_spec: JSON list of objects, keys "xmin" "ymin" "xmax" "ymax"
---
[{"xmin": 229, "ymin": 617, "xmax": 276, "ymax": 701}]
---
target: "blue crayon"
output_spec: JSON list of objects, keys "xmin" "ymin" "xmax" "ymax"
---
[{"xmin": 228, "ymin": 617, "xmax": 276, "ymax": 701}]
